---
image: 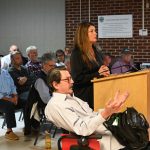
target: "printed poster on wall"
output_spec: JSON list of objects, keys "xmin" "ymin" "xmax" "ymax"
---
[{"xmin": 98, "ymin": 15, "xmax": 133, "ymax": 38}]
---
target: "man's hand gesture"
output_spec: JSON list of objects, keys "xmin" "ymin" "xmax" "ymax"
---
[{"xmin": 101, "ymin": 91, "xmax": 129, "ymax": 119}]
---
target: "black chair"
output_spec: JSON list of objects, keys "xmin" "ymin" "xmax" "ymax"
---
[
  {"xmin": 1, "ymin": 97, "xmax": 26, "ymax": 129},
  {"xmin": 33, "ymin": 108, "xmax": 59, "ymax": 145},
  {"xmin": 1, "ymin": 109, "xmax": 24, "ymax": 129},
  {"xmin": 1, "ymin": 114, "xmax": 6, "ymax": 129}
]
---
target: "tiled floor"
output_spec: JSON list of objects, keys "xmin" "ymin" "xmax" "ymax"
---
[{"xmin": 0, "ymin": 112, "xmax": 60, "ymax": 150}]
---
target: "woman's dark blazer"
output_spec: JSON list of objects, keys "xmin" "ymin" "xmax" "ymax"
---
[{"xmin": 70, "ymin": 45, "xmax": 103, "ymax": 109}]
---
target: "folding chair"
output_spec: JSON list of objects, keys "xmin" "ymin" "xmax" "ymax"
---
[{"xmin": 33, "ymin": 108, "xmax": 59, "ymax": 145}]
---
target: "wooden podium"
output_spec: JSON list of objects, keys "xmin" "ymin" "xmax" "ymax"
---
[{"xmin": 92, "ymin": 70, "xmax": 150, "ymax": 136}]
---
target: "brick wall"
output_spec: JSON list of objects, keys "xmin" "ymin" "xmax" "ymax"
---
[{"xmin": 66, "ymin": 0, "xmax": 150, "ymax": 63}]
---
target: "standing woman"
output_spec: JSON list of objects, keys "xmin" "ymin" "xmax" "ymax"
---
[{"xmin": 71, "ymin": 22, "xmax": 110, "ymax": 109}]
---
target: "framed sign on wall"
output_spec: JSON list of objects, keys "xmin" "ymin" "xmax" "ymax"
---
[{"xmin": 98, "ymin": 14, "xmax": 133, "ymax": 38}]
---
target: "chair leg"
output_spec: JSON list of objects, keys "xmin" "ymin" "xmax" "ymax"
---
[
  {"xmin": 34, "ymin": 123, "xmax": 55, "ymax": 145},
  {"xmin": 2, "ymin": 118, "xmax": 6, "ymax": 129},
  {"xmin": 52, "ymin": 126, "xmax": 58, "ymax": 138},
  {"xmin": 2, "ymin": 114, "xmax": 6, "ymax": 129},
  {"xmin": 34, "ymin": 130, "xmax": 40, "ymax": 145},
  {"xmin": 48, "ymin": 123, "xmax": 54, "ymax": 133},
  {"xmin": 18, "ymin": 111, "xmax": 23, "ymax": 121},
  {"xmin": 34, "ymin": 120, "xmax": 43, "ymax": 146}
]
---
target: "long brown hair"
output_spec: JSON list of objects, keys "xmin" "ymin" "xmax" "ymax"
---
[{"xmin": 74, "ymin": 22, "xmax": 97, "ymax": 68}]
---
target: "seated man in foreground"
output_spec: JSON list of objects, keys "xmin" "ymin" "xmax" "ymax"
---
[{"xmin": 45, "ymin": 68, "xmax": 129, "ymax": 150}]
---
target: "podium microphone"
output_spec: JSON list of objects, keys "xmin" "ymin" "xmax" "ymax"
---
[{"xmin": 130, "ymin": 65, "xmax": 139, "ymax": 71}]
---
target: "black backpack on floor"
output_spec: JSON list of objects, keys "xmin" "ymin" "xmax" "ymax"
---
[{"xmin": 103, "ymin": 107, "xmax": 149, "ymax": 150}]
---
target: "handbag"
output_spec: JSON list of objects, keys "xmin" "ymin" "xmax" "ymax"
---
[{"xmin": 103, "ymin": 107, "xmax": 149, "ymax": 150}]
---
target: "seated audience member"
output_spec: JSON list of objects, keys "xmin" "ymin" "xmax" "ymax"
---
[
  {"xmin": 64, "ymin": 47, "xmax": 71, "ymax": 56},
  {"xmin": 24, "ymin": 53, "xmax": 55, "ymax": 135},
  {"xmin": 103, "ymin": 53, "xmax": 112, "ymax": 69},
  {"xmin": 111, "ymin": 48, "xmax": 134, "ymax": 74},
  {"xmin": 25, "ymin": 46, "xmax": 42, "ymax": 78},
  {"xmin": 34, "ymin": 52, "xmax": 55, "ymax": 104},
  {"xmin": 45, "ymin": 68, "xmax": 129, "ymax": 150},
  {"xmin": 1, "ymin": 45, "xmax": 27, "ymax": 69},
  {"xmin": 56, "ymin": 49, "xmax": 66, "ymax": 67},
  {"xmin": 56, "ymin": 49, "xmax": 71, "ymax": 72},
  {"xmin": 0, "ymin": 57, "xmax": 19, "ymax": 140},
  {"xmin": 9, "ymin": 51, "xmax": 33, "ymax": 103}
]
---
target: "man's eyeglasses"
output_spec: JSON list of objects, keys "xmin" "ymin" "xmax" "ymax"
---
[
  {"xmin": 47, "ymin": 64, "xmax": 56, "ymax": 68},
  {"xmin": 57, "ymin": 54, "xmax": 64, "ymax": 57},
  {"xmin": 61, "ymin": 77, "xmax": 72, "ymax": 83}
]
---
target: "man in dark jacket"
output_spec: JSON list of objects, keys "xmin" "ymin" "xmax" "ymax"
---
[
  {"xmin": 24, "ymin": 52, "xmax": 55, "ymax": 135},
  {"xmin": 9, "ymin": 51, "xmax": 33, "ymax": 102}
]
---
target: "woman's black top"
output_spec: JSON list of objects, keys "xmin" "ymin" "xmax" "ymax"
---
[{"xmin": 70, "ymin": 45, "xmax": 103, "ymax": 109}]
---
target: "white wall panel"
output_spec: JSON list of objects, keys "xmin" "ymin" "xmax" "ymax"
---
[{"xmin": 0, "ymin": 0, "xmax": 65, "ymax": 56}]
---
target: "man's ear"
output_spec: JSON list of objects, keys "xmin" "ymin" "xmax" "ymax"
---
[{"xmin": 52, "ymin": 81, "xmax": 59, "ymax": 90}]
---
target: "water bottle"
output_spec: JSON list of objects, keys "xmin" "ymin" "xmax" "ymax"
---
[{"xmin": 45, "ymin": 130, "xmax": 51, "ymax": 149}]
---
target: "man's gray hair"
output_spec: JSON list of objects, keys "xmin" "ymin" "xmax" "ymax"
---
[
  {"xmin": 40, "ymin": 52, "xmax": 55, "ymax": 64},
  {"xmin": 26, "ymin": 46, "xmax": 37, "ymax": 54}
]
